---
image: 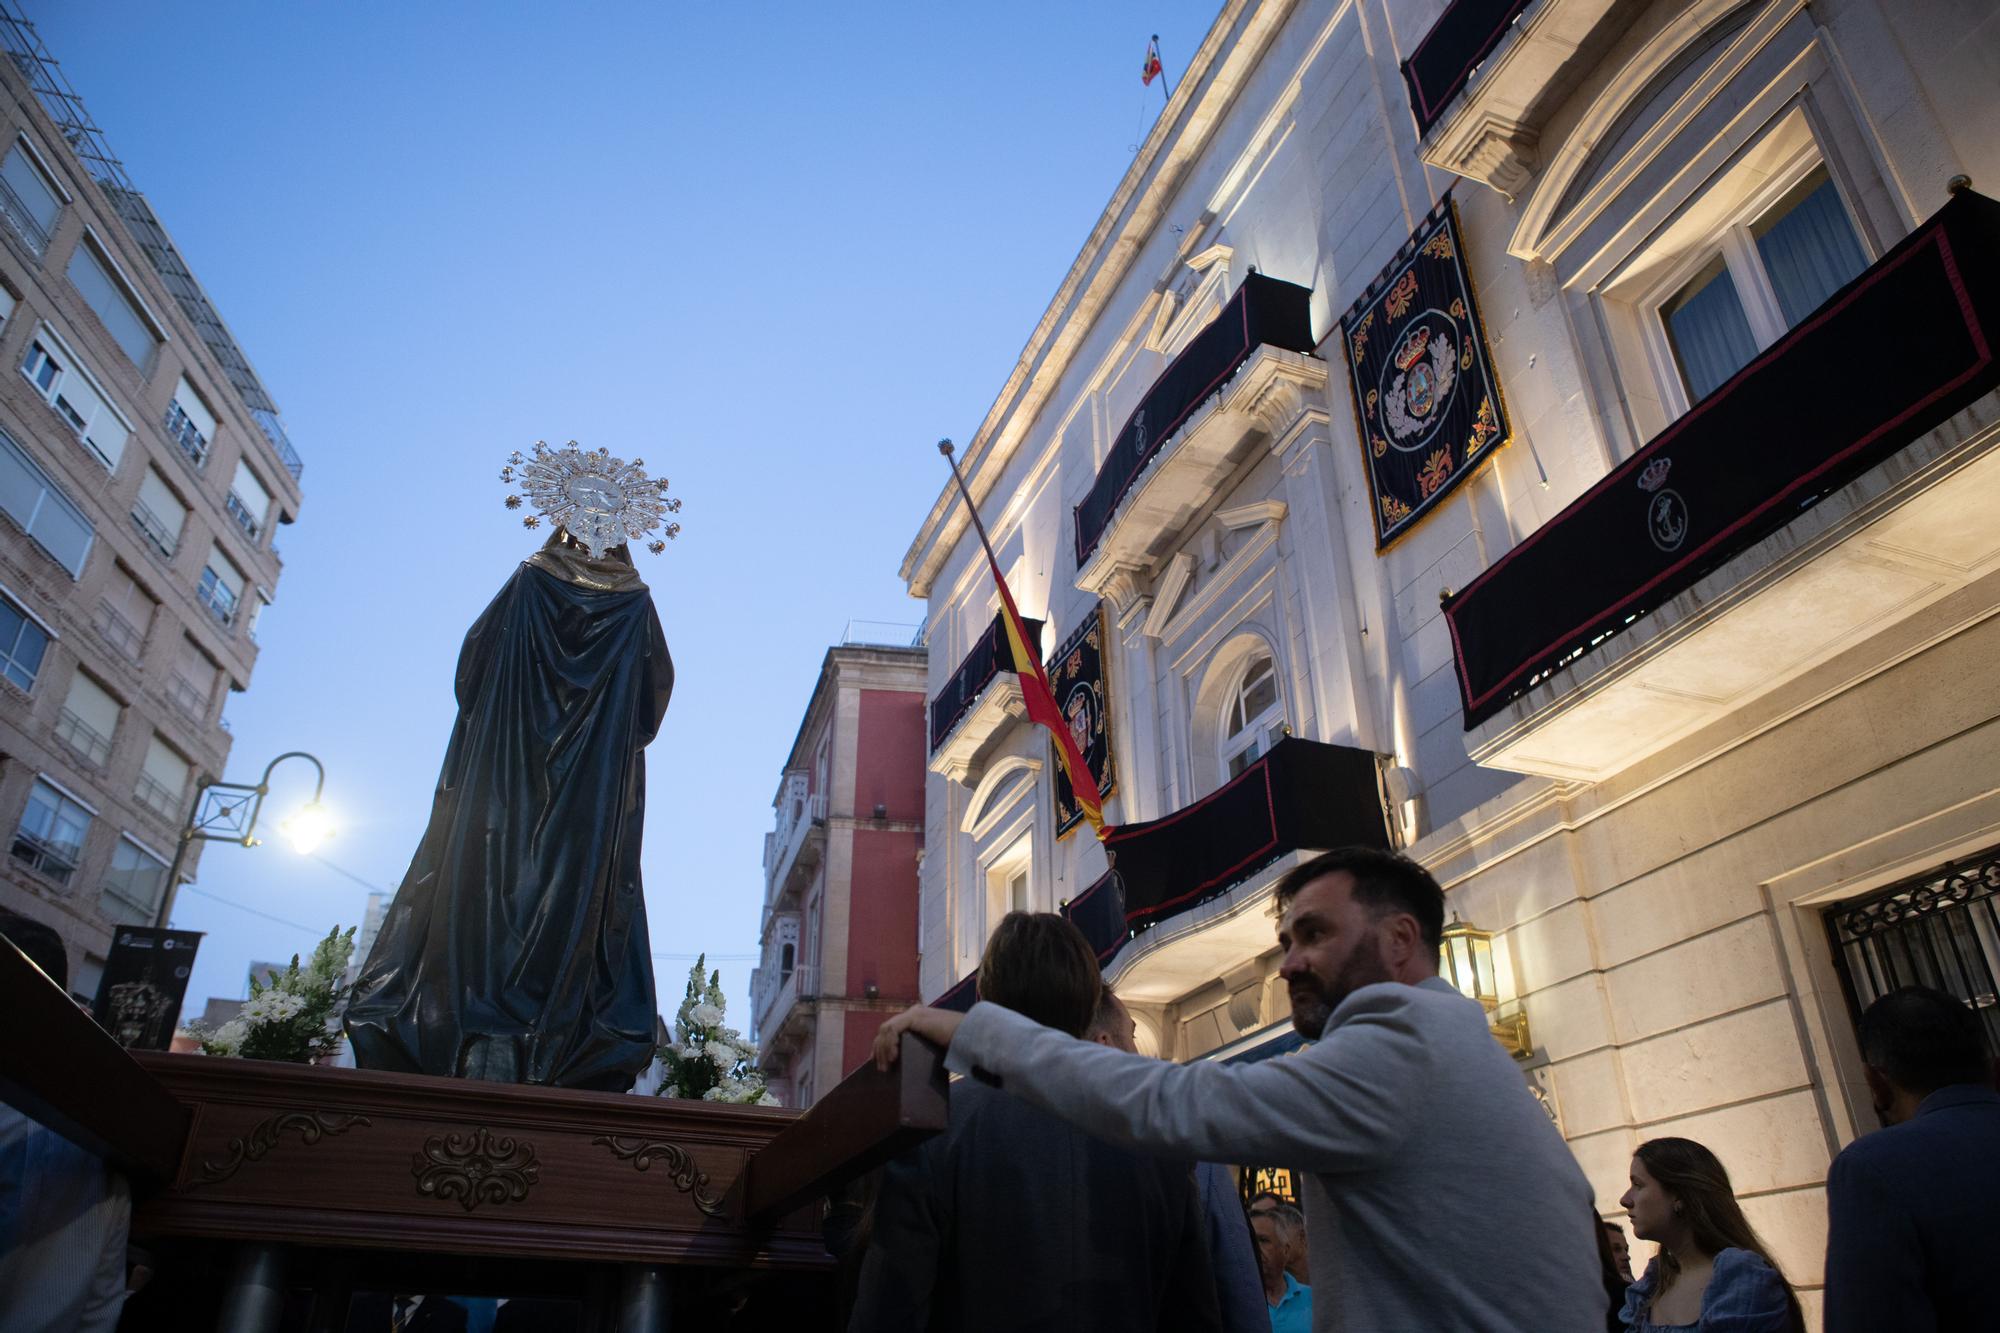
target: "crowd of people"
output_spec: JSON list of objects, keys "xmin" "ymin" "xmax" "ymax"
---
[{"xmin": 860, "ymin": 847, "xmax": 2000, "ymax": 1332}]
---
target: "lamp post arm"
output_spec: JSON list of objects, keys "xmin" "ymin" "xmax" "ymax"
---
[{"xmin": 257, "ymin": 751, "xmax": 326, "ymax": 802}]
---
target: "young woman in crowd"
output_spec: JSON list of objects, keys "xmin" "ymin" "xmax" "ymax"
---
[{"xmin": 1617, "ymin": 1138, "xmax": 1804, "ymax": 1332}]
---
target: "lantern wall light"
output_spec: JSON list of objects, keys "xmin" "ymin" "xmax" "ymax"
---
[{"xmin": 1439, "ymin": 913, "xmax": 1531, "ymax": 1059}]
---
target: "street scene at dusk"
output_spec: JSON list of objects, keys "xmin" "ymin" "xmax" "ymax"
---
[{"xmin": 1, "ymin": 1, "xmax": 1997, "ymax": 1329}]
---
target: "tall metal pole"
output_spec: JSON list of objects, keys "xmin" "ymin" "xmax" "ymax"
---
[
  {"xmin": 1154, "ymin": 35, "xmax": 1173, "ymax": 103},
  {"xmin": 152, "ymin": 778, "xmax": 210, "ymax": 929}
]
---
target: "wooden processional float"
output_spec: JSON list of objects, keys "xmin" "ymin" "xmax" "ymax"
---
[{"xmin": 0, "ymin": 934, "xmax": 948, "ymax": 1331}]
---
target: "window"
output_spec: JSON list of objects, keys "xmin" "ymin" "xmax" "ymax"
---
[
  {"xmin": 56, "ymin": 671, "xmax": 118, "ymax": 767},
  {"xmin": 164, "ymin": 377, "xmax": 215, "ymax": 469},
  {"xmin": 20, "ymin": 328, "xmax": 130, "ymax": 469},
  {"xmin": 1220, "ymin": 653, "xmax": 1285, "ymax": 779},
  {"xmin": 198, "ymin": 547, "xmax": 245, "ymax": 628},
  {"xmin": 779, "ymin": 941, "xmax": 795, "ymax": 978},
  {"xmin": 95, "ymin": 564, "xmax": 153, "ymax": 663},
  {"xmin": 66, "ymin": 234, "xmax": 160, "ymax": 368},
  {"xmin": 0, "ymin": 587, "xmax": 51, "ymax": 691},
  {"xmin": 227, "ymin": 458, "xmax": 270, "ymax": 541},
  {"xmin": 244, "ymin": 588, "xmax": 270, "ymax": 643},
  {"xmin": 169, "ymin": 637, "xmax": 218, "ymax": 722},
  {"xmin": 0, "ymin": 425, "xmax": 93, "ymax": 577},
  {"xmin": 134, "ymin": 735, "xmax": 189, "ymax": 820},
  {"xmin": 12, "ymin": 777, "xmax": 92, "ymax": 885},
  {"xmin": 132, "ymin": 468, "xmax": 185, "ymax": 559},
  {"xmin": 0, "ymin": 138, "xmax": 61, "ymax": 255},
  {"xmin": 986, "ymin": 834, "xmax": 1033, "ymax": 923},
  {"xmin": 1657, "ymin": 166, "xmax": 1868, "ymax": 405},
  {"xmin": 100, "ymin": 836, "xmax": 169, "ymax": 924}
]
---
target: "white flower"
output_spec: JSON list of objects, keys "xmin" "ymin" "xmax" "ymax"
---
[
  {"xmin": 706, "ymin": 1041, "xmax": 740, "ymax": 1067},
  {"xmin": 688, "ymin": 1002, "xmax": 724, "ymax": 1029},
  {"xmin": 700, "ymin": 1085, "xmax": 726, "ymax": 1101},
  {"xmin": 756, "ymin": 1092, "xmax": 779, "ymax": 1107},
  {"xmin": 206, "ymin": 1018, "xmax": 248, "ymax": 1055},
  {"xmin": 242, "ymin": 990, "xmax": 306, "ymax": 1024}
]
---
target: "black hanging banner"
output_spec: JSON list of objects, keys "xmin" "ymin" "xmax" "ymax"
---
[
  {"xmin": 1341, "ymin": 197, "xmax": 1510, "ymax": 548},
  {"xmin": 92, "ymin": 926, "xmax": 201, "ymax": 1050},
  {"xmin": 1048, "ymin": 606, "xmax": 1116, "ymax": 839}
]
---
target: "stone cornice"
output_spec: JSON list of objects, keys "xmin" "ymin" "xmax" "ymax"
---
[{"xmin": 900, "ymin": 0, "xmax": 1305, "ymax": 598}]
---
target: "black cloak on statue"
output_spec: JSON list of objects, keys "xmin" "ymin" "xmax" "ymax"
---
[{"xmin": 344, "ymin": 535, "xmax": 671, "ymax": 1091}]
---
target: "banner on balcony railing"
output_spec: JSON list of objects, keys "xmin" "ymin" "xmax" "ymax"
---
[
  {"xmin": 1048, "ymin": 605, "xmax": 1117, "ymax": 839},
  {"xmin": 1341, "ymin": 196, "xmax": 1510, "ymax": 548}
]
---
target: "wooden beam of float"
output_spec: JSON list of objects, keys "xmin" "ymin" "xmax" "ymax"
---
[
  {"xmin": 0, "ymin": 933, "xmax": 188, "ymax": 1182},
  {"xmin": 735, "ymin": 1031, "xmax": 949, "ymax": 1225}
]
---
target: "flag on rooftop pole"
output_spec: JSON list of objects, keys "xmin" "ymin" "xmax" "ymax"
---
[
  {"xmin": 938, "ymin": 440, "xmax": 1108, "ymax": 840},
  {"xmin": 1142, "ymin": 35, "xmax": 1166, "ymax": 90}
]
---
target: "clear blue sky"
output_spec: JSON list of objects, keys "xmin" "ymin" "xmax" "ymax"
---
[{"xmin": 35, "ymin": 1, "xmax": 1218, "ymax": 1033}]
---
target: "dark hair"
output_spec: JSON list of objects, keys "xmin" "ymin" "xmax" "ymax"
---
[
  {"xmin": 0, "ymin": 911, "xmax": 68, "ymax": 991},
  {"xmin": 977, "ymin": 912, "xmax": 1101, "ymax": 1037},
  {"xmin": 1272, "ymin": 847, "xmax": 1445, "ymax": 953},
  {"xmin": 1857, "ymin": 985, "xmax": 1991, "ymax": 1095},
  {"xmin": 1633, "ymin": 1139, "xmax": 1803, "ymax": 1331},
  {"xmin": 1593, "ymin": 1210, "xmax": 1627, "ymax": 1317}
]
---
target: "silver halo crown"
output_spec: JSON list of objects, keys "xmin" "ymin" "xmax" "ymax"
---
[{"xmin": 499, "ymin": 440, "xmax": 683, "ymax": 558}]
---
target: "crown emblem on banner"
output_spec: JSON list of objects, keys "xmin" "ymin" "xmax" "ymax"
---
[
  {"xmin": 1393, "ymin": 327, "xmax": 1433, "ymax": 372},
  {"xmin": 1637, "ymin": 457, "xmax": 1673, "ymax": 493}
]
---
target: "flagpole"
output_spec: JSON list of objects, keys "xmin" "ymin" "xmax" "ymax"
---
[
  {"xmin": 937, "ymin": 439, "xmax": 1007, "ymax": 574},
  {"xmin": 1154, "ymin": 35, "xmax": 1172, "ymax": 102}
]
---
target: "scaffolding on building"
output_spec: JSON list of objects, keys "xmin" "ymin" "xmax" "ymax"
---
[{"xmin": 0, "ymin": 2, "xmax": 304, "ymax": 481}]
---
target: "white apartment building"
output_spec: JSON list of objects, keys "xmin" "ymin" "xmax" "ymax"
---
[
  {"xmin": 901, "ymin": 0, "xmax": 2000, "ymax": 1319},
  {"xmin": 0, "ymin": 10, "xmax": 304, "ymax": 995}
]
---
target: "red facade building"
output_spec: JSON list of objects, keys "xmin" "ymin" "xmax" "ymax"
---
[{"xmin": 750, "ymin": 642, "xmax": 926, "ymax": 1108}]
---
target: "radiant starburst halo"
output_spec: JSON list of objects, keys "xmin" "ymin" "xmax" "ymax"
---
[{"xmin": 499, "ymin": 440, "xmax": 684, "ymax": 558}]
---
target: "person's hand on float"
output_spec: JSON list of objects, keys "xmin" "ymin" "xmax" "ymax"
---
[{"xmin": 873, "ymin": 1004, "xmax": 965, "ymax": 1071}]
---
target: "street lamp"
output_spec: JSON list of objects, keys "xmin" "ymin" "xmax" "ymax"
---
[
  {"xmin": 152, "ymin": 751, "xmax": 331, "ymax": 928},
  {"xmin": 1438, "ymin": 912, "xmax": 1532, "ymax": 1059}
]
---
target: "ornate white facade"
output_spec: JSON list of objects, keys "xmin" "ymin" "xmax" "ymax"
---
[{"xmin": 901, "ymin": 0, "xmax": 2000, "ymax": 1319}]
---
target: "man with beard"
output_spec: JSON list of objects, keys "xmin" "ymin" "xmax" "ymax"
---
[{"xmin": 872, "ymin": 847, "xmax": 1604, "ymax": 1331}]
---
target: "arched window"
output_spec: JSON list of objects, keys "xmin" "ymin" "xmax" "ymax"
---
[
  {"xmin": 779, "ymin": 941, "xmax": 795, "ymax": 979},
  {"xmin": 1220, "ymin": 653, "xmax": 1285, "ymax": 780}
]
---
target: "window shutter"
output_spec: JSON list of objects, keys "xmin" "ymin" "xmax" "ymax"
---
[
  {"xmin": 172, "ymin": 377, "xmax": 217, "ymax": 442},
  {"xmin": 62, "ymin": 671, "xmax": 118, "ymax": 737},
  {"xmin": 138, "ymin": 469, "xmax": 187, "ymax": 542},
  {"xmin": 141, "ymin": 734, "xmax": 189, "ymax": 795},
  {"xmin": 229, "ymin": 459, "xmax": 270, "ymax": 524}
]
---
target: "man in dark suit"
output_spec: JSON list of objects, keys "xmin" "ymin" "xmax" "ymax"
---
[
  {"xmin": 848, "ymin": 912, "xmax": 1220, "ymax": 1332},
  {"xmin": 343, "ymin": 1292, "xmax": 470, "ymax": 1332},
  {"xmin": 1824, "ymin": 985, "xmax": 2000, "ymax": 1332}
]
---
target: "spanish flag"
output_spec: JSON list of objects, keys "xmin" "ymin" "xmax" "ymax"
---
[
  {"xmin": 939, "ymin": 441, "xmax": 1108, "ymax": 839},
  {"xmin": 1141, "ymin": 36, "xmax": 1164, "ymax": 86}
]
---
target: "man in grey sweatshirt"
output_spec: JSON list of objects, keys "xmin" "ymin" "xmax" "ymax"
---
[{"xmin": 873, "ymin": 847, "xmax": 1606, "ymax": 1333}]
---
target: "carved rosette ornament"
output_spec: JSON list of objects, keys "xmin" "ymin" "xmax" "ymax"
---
[
  {"xmin": 411, "ymin": 1127, "xmax": 541, "ymax": 1212},
  {"xmin": 593, "ymin": 1134, "xmax": 726, "ymax": 1217},
  {"xmin": 193, "ymin": 1110, "xmax": 372, "ymax": 1187}
]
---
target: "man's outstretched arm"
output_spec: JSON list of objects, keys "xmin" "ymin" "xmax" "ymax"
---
[{"xmin": 874, "ymin": 992, "xmax": 1427, "ymax": 1172}]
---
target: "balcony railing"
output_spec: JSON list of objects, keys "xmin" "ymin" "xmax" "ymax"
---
[
  {"xmin": 93, "ymin": 600, "xmax": 145, "ymax": 663},
  {"xmin": 1073, "ymin": 273, "xmax": 1316, "ymax": 567},
  {"xmin": 930, "ymin": 612, "xmax": 1041, "ymax": 754},
  {"xmin": 10, "ymin": 831, "xmax": 78, "ymax": 885},
  {"xmin": 129, "ymin": 499, "xmax": 178, "ymax": 559},
  {"xmin": 766, "ymin": 792, "xmax": 828, "ymax": 907},
  {"xmin": 53, "ymin": 707, "xmax": 112, "ymax": 767},
  {"xmin": 1445, "ymin": 188, "xmax": 2000, "ymax": 731},
  {"xmin": 165, "ymin": 673, "xmax": 207, "ymax": 721},
  {"xmin": 0, "ymin": 170, "xmax": 50, "ymax": 256},
  {"xmin": 133, "ymin": 772, "xmax": 183, "ymax": 820},
  {"xmin": 1400, "ymin": 0, "xmax": 1533, "ymax": 134},
  {"xmin": 163, "ymin": 401, "xmax": 209, "ymax": 469},
  {"xmin": 755, "ymin": 964, "xmax": 819, "ymax": 1048}
]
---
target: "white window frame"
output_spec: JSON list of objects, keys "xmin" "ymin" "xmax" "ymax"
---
[
  {"xmin": 12, "ymin": 773, "xmax": 96, "ymax": 884},
  {"xmin": 0, "ymin": 424, "xmax": 94, "ymax": 577},
  {"xmin": 1219, "ymin": 652, "xmax": 1286, "ymax": 782},
  {"xmin": 19, "ymin": 322, "xmax": 132, "ymax": 470},
  {"xmin": 164, "ymin": 376, "xmax": 216, "ymax": 470},
  {"xmin": 0, "ymin": 133, "xmax": 68, "ymax": 255},
  {"xmin": 0, "ymin": 578, "xmax": 55, "ymax": 692},
  {"xmin": 985, "ymin": 832, "xmax": 1034, "ymax": 923}
]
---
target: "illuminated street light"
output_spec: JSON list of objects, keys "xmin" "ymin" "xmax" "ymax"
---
[{"xmin": 152, "ymin": 751, "xmax": 332, "ymax": 927}]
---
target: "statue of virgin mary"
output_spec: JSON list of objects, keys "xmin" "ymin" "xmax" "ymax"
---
[{"xmin": 344, "ymin": 444, "xmax": 682, "ymax": 1091}]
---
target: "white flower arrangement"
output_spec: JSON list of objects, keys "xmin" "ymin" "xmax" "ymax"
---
[
  {"xmin": 655, "ymin": 955, "xmax": 776, "ymax": 1106},
  {"xmin": 188, "ymin": 925, "xmax": 355, "ymax": 1064}
]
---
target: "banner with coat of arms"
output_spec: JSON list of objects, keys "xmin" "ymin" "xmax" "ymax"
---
[
  {"xmin": 1047, "ymin": 606, "xmax": 1116, "ymax": 839},
  {"xmin": 1341, "ymin": 195, "xmax": 1510, "ymax": 547}
]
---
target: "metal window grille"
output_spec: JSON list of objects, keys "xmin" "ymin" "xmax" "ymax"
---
[
  {"xmin": 223, "ymin": 490, "xmax": 260, "ymax": 540},
  {"xmin": 0, "ymin": 168, "xmax": 48, "ymax": 256},
  {"xmin": 133, "ymin": 771, "xmax": 181, "ymax": 820},
  {"xmin": 195, "ymin": 568, "xmax": 236, "ymax": 627},
  {"xmin": 9, "ymin": 830, "xmax": 75, "ymax": 884},
  {"xmin": 162, "ymin": 400, "xmax": 208, "ymax": 468},
  {"xmin": 92, "ymin": 600, "xmax": 143, "ymax": 661},
  {"xmin": 53, "ymin": 707, "xmax": 111, "ymax": 767},
  {"xmin": 1825, "ymin": 848, "xmax": 2000, "ymax": 1059},
  {"xmin": 129, "ymin": 498, "xmax": 176, "ymax": 558}
]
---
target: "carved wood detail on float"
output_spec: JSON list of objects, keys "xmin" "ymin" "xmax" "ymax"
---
[
  {"xmin": 192, "ymin": 1110, "xmax": 371, "ymax": 1187},
  {"xmin": 411, "ymin": 1126, "xmax": 541, "ymax": 1212},
  {"xmin": 593, "ymin": 1134, "xmax": 726, "ymax": 1217}
]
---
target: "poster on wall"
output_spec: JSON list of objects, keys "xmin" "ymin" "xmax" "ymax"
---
[
  {"xmin": 1341, "ymin": 195, "xmax": 1511, "ymax": 548},
  {"xmin": 1048, "ymin": 605, "xmax": 1116, "ymax": 839}
]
